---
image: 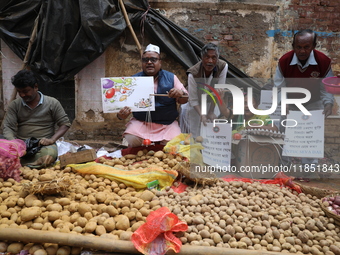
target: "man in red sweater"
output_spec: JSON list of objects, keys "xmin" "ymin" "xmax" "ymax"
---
[{"xmin": 274, "ymin": 29, "xmax": 334, "ymax": 169}]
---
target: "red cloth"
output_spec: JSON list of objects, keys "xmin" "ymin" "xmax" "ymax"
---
[{"xmin": 221, "ymin": 172, "xmax": 302, "ymax": 193}]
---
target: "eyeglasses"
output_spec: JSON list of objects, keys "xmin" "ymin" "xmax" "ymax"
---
[{"xmin": 142, "ymin": 57, "xmax": 159, "ymax": 63}]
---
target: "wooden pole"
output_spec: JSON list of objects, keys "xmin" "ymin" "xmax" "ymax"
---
[
  {"xmin": 118, "ymin": 0, "xmax": 143, "ymax": 57},
  {"xmin": 0, "ymin": 228, "xmax": 287, "ymax": 255},
  {"xmin": 9, "ymin": 14, "xmax": 39, "ymax": 102}
]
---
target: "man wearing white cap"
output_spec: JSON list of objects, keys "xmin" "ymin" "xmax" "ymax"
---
[{"xmin": 117, "ymin": 44, "xmax": 188, "ymax": 147}]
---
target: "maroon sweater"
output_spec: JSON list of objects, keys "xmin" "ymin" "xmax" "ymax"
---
[{"xmin": 278, "ymin": 50, "xmax": 331, "ymax": 104}]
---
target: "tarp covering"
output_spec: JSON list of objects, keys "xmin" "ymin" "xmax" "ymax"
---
[{"xmin": 0, "ymin": 0, "xmax": 260, "ymax": 90}]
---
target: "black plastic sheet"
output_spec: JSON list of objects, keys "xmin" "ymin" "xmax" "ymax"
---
[{"xmin": 0, "ymin": 0, "xmax": 260, "ymax": 90}]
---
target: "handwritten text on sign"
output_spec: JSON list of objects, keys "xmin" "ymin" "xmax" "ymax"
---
[
  {"xmin": 282, "ymin": 110, "xmax": 324, "ymax": 158},
  {"xmin": 200, "ymin": 123, "xmax": 232, "ymax": 167}
]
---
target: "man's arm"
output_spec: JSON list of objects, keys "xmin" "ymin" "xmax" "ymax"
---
[
  {"xmin": 3, "ymin": 102, "xmax": 18, "ymax": 140},
  {"xmin": 39, "ymin": 99, "xmax": 71, "ymax": 146},
  {"xmin": 170, "ymin": 75, "xmax": 188, "ymax": 104},
  {"xmin": 273, "ymin": 66, "xmax": 286, "ymax": 89},
  {"xmin": 188, "ymin": 73, "xmax": 199, "ymax": 111},
  {"xmin": 40, "ymin": 125, "xmax": 70, "ymax": 146},
  {"xmin": 320, "ymin": 69, "xmax": 334, "ymax": 118}
]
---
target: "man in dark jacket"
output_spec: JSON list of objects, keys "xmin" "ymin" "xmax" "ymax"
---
[{"xmin": 117, "ymin": 44, "xmax": 188, "ymax": 147}]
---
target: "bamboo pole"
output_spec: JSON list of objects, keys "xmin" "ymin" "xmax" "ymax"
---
[
  {"xmin": 118, "ymin": 0, "xmax": 143, "ymax": 57},
  {"xmin": 0, "ymin": 228, "xmax": 287, "ymax": 255},
  {"xmin": 9, "ymin": 14, "xmax": 40, "ymax": 102}
]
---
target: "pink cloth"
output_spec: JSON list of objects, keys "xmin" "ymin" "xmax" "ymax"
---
[
  {"xmin": 124, "ymin": 75, "xmax": 187, "ymax": 142},
  {"xmin": 124, "ymin": 118, "xmax": 181, "ymax": 142}
]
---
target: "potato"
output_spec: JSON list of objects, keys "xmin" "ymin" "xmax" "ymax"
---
[
  {"xmin": 120, "ymin": 231, "xmax": 133, "ymax": 241},
  {"xmin": 131, "ymin": 221, "xmax": 144, "ymax": 232},
  {"xmin": 84, "ymin": 221, "xmax": 97, "ymax": 233},
  {"xmin": 24, "ymin": 194, "xmax": 39, "ymax": 207},
  {"xmin": 76, "ymin": 217, "xmax": 88, "ymax": 228},
  {"xmin": 139, "ymin": 190, "xmax": 154, "ymax": 202},
  {"xmin": 78, "ymin": 203, "xmax": 92, "ymax": 216},
  {"xmin": 124, "ymin": 154, "xmax": 136, "ymax": 159},
  {"xmin": 106, "ymin": 206, "xmax": 119, "ymax": 217},
  {"xmin": 252, "ymin": 226, "xmax": 267, "ymax": 235},
  {"xmin": 58, "ymin": 198, "xmax": 71, "ymax": 206},
  {"xmin": 103, "ymin": 218, "xmax": 116, "ymax": 232},
  {"xmin": 330, "ymin": 244, "xmax": 340, "ymax": 255},
  {"xmin": 133, "ymin": 199, "xmax": 144, "ymax": 210},
  {"xmin": 115, "ymin": 215, "xmax": 130, "ymax": 230},
  {"xmin": 21, "ymin": 207, "xmax": 42, "ymax": 222},
  {"xmin": 46, "ymin": 204, "xmax": 63, "ymax": 212},
  {"xmin": 48, "ymin": 211, "xmax": 61, "ymax": 222},
  {"xmin": 70, "ymin": 247, "xmax": 82, "ymax": 255},
  {"xmin": 0, "ymin": 242, "xmax": 8, "ymax": 253},
  {"xmin": 28, "ymin": 244, "xmax": 44, "ymax": 255},
  {"xmin": 56, "ymin": 246, "xmax": 71, "ymax": 255},
  {"xmin": 95, "ymin": 225, "xmax": 107, "ymax": 236},
  {"xmin": 45, "ymin": 244, "xmax": 58, "ymax": 255},
  {"xmin": 154, "ymin": 151, "xmax": 164, "ymax": 158},
  {"xmin": 39, "ymin": 174, "xmax": 55, "ymax": 182},
  {"xmin": 34, "ymin": 249, "xmax": 48, "ymax": 255},
  {"xmin": 7, "ymin": 243, "xmax": 24, "ymax": 254}
]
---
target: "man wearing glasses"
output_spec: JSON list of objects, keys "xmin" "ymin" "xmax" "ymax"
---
[{"xmin": 117, "ymin": 44, "xmax": 188, "ymax": 147}]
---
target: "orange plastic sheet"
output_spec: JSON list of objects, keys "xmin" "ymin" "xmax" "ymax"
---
[
  {"xmin": 131, "ymin": 207, "xmax": 188, "ymax": 255},
  {"xmin": 221, "ymin": 172, "xmax": 302, "ymax": 193}
]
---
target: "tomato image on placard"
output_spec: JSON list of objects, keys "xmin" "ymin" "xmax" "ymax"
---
[
  {"xmin": 233, "ymin": 133, "xmax": 242, "ymax": 140},
  {"xmin": 105, "ymin": 88, "xmax": 115, "ymax": 99}
]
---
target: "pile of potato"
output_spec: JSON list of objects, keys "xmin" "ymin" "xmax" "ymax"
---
[
  {"xmin": 158, "ymin": 181, "xmax": 340, "ymax": 254},
  {"xmin": 0, "ymin": 150, "xmax": 339, "ymax": 255},
  {"xmin": 0, "ymin": 165, "xmax": 159, "ymax": 255},
  {"xmin": 98, "ymin": 149, "xmax": 185, "ymax": 170}
]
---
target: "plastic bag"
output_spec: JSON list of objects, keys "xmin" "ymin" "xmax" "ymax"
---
[
  {"xmin": 69, "ymin": 162, "xmax": 177, "ymax": 190},
  {"xmin": 0, "ymin": 139, "xmax": 26, "ymax": 181},
  {"xmin": 131, "ymin": 207, "xmax": 188, "ymax": 255},
  {"xmin": 163, "ymin": 133, "xmax": 204, "ymax": 165},
  {"xmin": 56, "ymin": 137, "xmax": 78, "ymax": 156},
  {"xmin": 24, "ymin": 137, "xmax": 41, "ymax": 157}
]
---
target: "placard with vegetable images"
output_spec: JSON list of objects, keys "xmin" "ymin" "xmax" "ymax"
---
[{"xmin": 101, "ymin": 76, "xmax": 155, "ymax": 113}]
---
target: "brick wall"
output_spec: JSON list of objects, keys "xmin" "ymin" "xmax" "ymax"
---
[{"xmin": 325, "ymin": 118, "xmax": 340, "ymax": 161}]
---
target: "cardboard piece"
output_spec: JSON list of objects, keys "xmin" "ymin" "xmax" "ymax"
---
[
  {"xmin": 234, "ymin": 135, "xmax": 284, "ymax": 179},
  {"xmin": 59, "ymin": 149, "xmax": 97, "ymax": 167}
]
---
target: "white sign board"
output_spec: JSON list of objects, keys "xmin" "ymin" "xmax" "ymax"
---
[
  {"xmin": 200, "ymin": 123, "xmax": 232, "ymax": 167},
  {"xmin": 258, "ymin": 90, "xmax": 281, "ymax": 120},
  {"xmin": 101, "ymin": 77, "xmax": 155, "ymax": 113},
  {"xmin": 282, "ymin": 110, "xmax": 324, "ymax": 158}
]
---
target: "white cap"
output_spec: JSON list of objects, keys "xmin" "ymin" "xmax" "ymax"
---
[{"xmin": 144, "ymin": 44, "xmax": 160, "ymax": 54}]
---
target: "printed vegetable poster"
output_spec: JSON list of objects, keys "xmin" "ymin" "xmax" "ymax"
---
[{"xmin": 101, "ymin": 77, "xmax": 155, "ymax": 113}]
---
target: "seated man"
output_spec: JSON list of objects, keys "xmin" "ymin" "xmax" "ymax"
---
[
  {"xmin": 3, "ymin": 70, "xmax": 71, "ymax": 168},
  {"xmin": 117, "ymin": 44, "xmax": 188, "ymax": 147}
]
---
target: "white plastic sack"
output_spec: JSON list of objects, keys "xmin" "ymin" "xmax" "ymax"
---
[{"xmin": 56, "ymin": 138, "xmax": 78, "ymax": 156}]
